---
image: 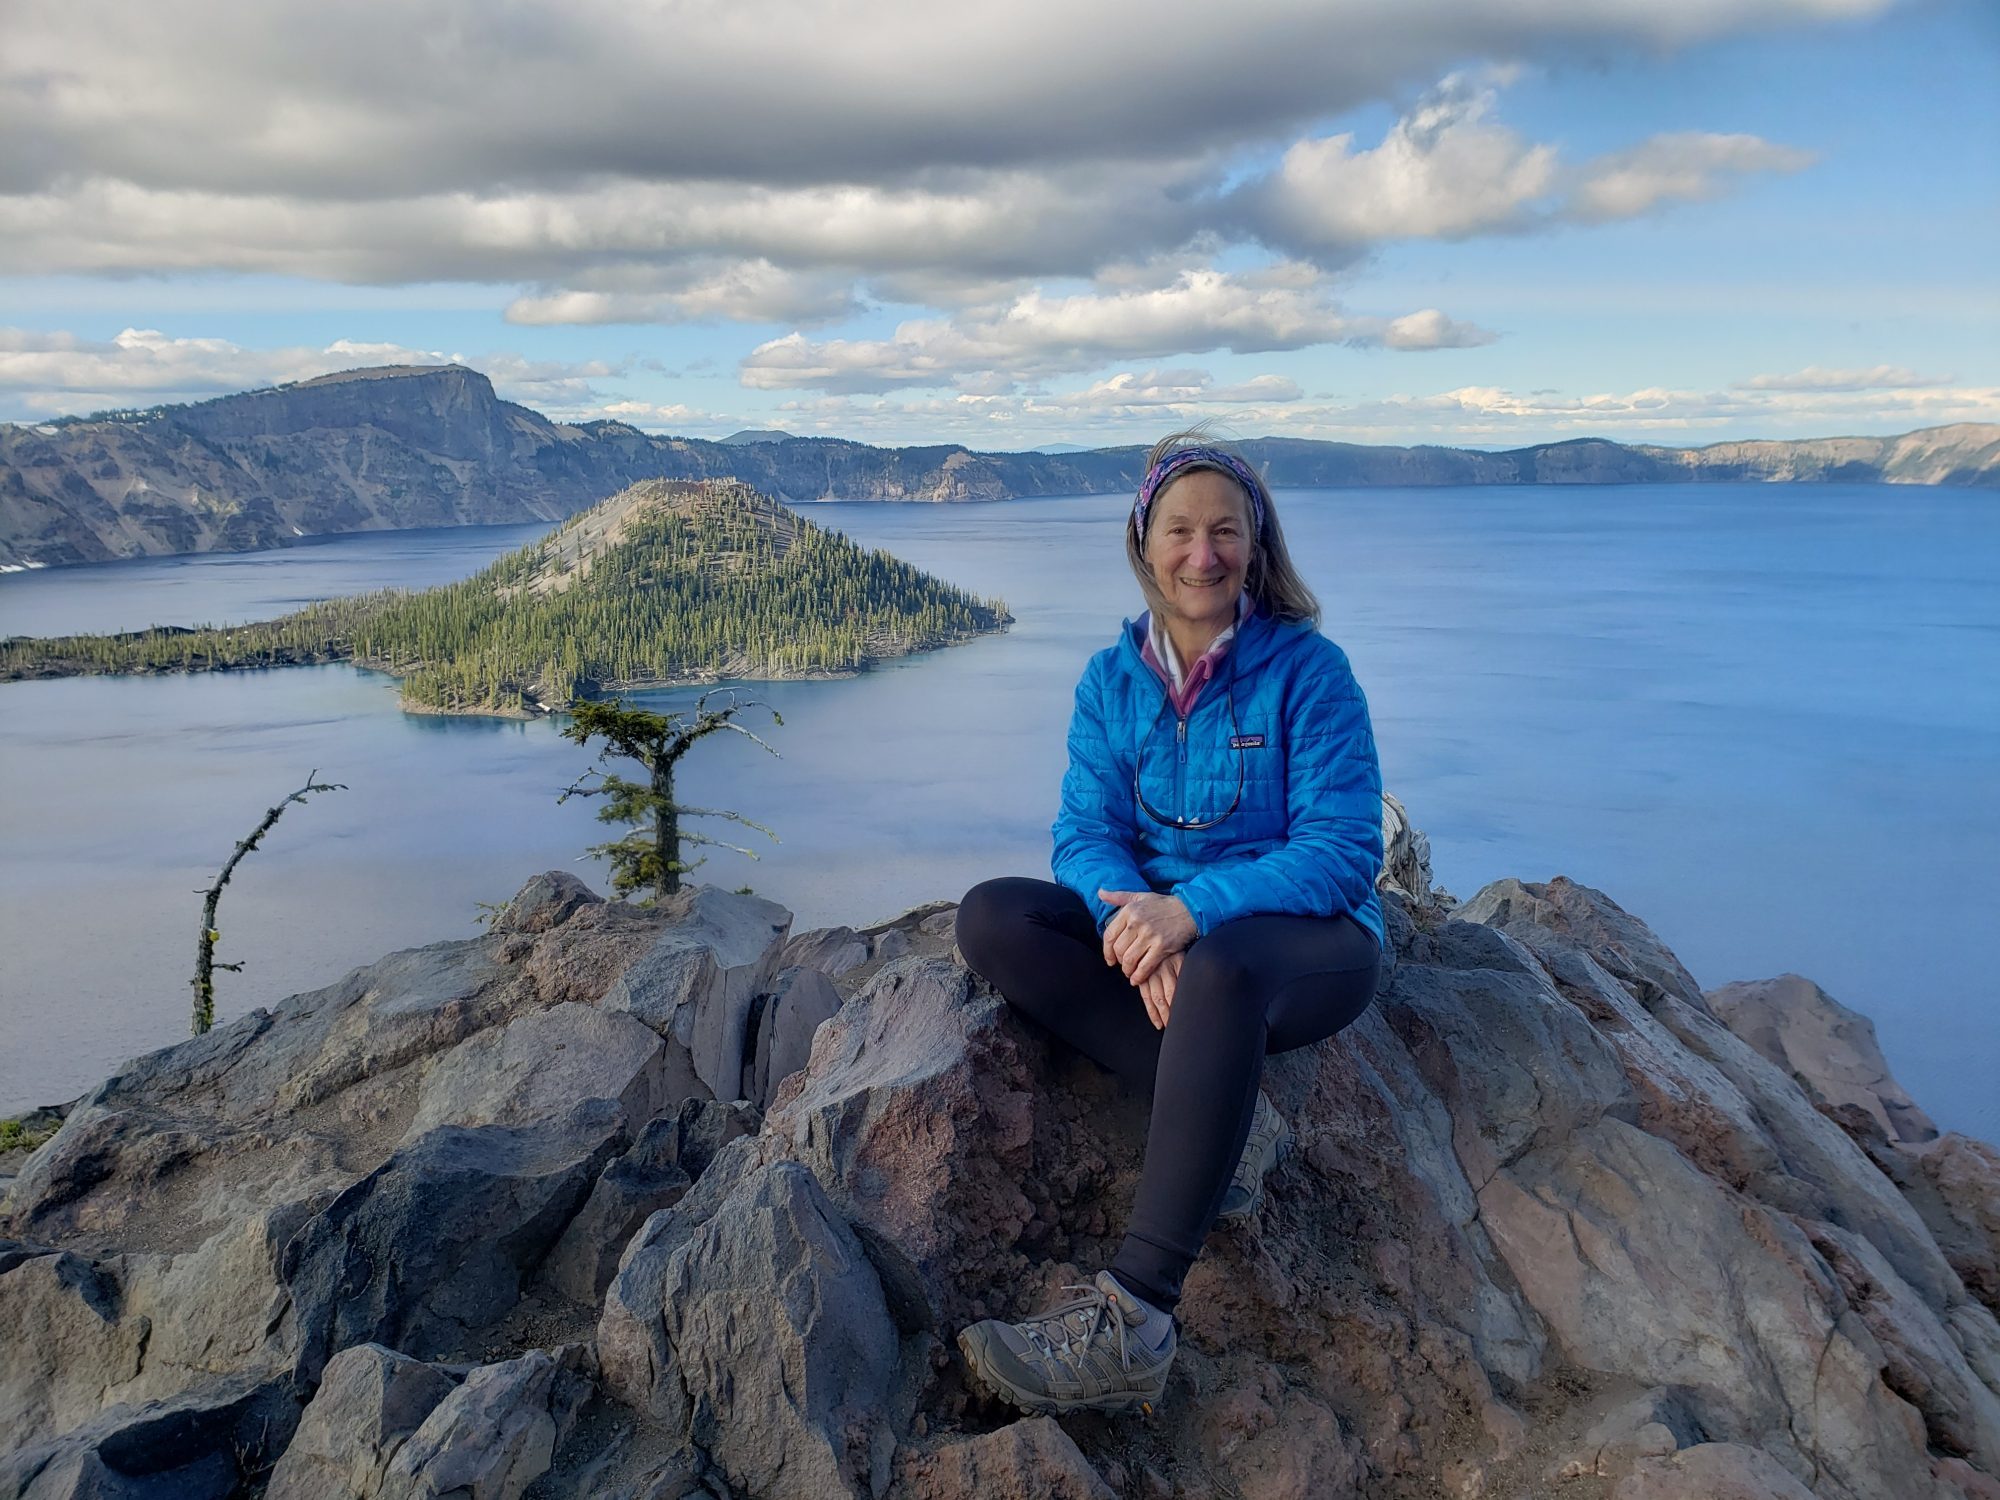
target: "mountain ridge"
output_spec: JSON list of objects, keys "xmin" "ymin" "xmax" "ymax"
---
[{"xmin": 4, "ymin": 363, "xmax": 1994, "ymax": 569}]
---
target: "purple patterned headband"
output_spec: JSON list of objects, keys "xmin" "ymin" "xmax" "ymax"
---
[{"xmin": 1133, "ymin": 447, "xmax": 1266, "ymax": 541}]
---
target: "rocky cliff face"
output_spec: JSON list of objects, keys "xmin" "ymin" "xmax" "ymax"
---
[
  {"xmin": 3, "ymin": 816, "xmax": 1996, "ymax": 1500},
  {"xmin": 1638, "ymin": 425, "xmax": 2000, "ymax": 487},
  {"xmin": 0, "ymin": 367, "xmax": 675, "ymax": 568},
  {"xmin": 4, "ymin": 365, "xmax": 1994, "ymax": 569}
]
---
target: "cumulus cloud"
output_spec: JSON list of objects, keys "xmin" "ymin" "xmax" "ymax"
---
[
  {"xmin": 1283, "ymin": 380, "xmax": 2000, "ymax": 439},
  {"xmin": 1243, "ymin": 72, "xmax": 1814, "ymax": 254},
  {"xmin": 766, "ymin": 376, "xmax": 2000, "ymax": 448},
  {"xmin": 0, "ymin": 2, "xmax": 1851, "ymax": 303},
  {"xmin": 1247, "ymin": 73, "xmax": 1559, "ymax": 244},
  {"xmin": 1733, "ymin": 364, "xmax": 1959, "ymax": 392},
  {"xmin": 0, "ymin": 326, "xmax": 619, "ymax": 416},
  {"xmin": 1064, "ymin": 370, "xmax": 1305, "ymax": 407},
  {"xmin": 0, "ymin": 2, "xmax": 1908, "ymax": 431},
  {"xmin": 0, "ymin": 166, "xmax": 1217, "ymax": 293},
  {"xmin": 1384, "ymin": 308, "xmax": 1496, "ymax": 350},
  {"xmin": 2, "ymin": 0, "xmax": 1881, "ymax": 196},
  {"xmin": 741, "ymin": 268, "xmax": 1494, "ymax": 393},
  {"xmin": 506, "ymin": 261, "xmax": 862, "ymax": 327},
  {"xmin": 594, "ymin": 400, "xmax": 698, "ymax": 425},
  {"xmin": 1566, "ymin": 133, "xmax": 1815, "ymax": 221}
]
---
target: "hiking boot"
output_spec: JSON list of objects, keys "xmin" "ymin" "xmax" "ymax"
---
[
  {"xmin": 1216, "ymin": 1090, "xmax": 1292, "ymax": 1225},
  {"xmin": 957, "ymin": 1270, "xmax": 1174, "ymax": 1416}
]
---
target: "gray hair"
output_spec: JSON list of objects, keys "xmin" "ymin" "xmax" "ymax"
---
[{"xmin": 1123, "ymin": 429, "xmax": 1321, "ymax": 627}]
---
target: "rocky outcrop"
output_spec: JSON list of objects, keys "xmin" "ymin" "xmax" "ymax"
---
[
  {"xmin": 6, "ymin": 362, "xmax": 1992, "ymax": 569},
  {"xmin": 1708, "ymin": 972, "xmax": 1940, "ymax": 1144},
  {"xmin": 600, "ymin": 885, "xmax": 791, "ymax": 1103},
  {"xmin": 3, "ymin": 853, "xmax": 1998, "ymax": 1499},
  {"xmin": 263, "ymin": 1344, "xmax": 457, "ymax": 1500}
]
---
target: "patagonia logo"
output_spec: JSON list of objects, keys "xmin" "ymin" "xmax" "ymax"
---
[{"xmin": 1230, "ymin": 733, "xmax": 1266, "ymax": 750}]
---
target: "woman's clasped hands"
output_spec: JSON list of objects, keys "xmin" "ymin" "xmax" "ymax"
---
[{"xmin": 1098, "ymin": 888, "xmax": 1198, "ymax": 1031}]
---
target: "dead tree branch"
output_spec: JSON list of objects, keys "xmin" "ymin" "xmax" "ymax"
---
[{"xmin": 192, "ymin": 770, "xmax": 345, "ymax": 1034}]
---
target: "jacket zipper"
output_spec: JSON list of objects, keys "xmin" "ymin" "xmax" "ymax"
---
[{"xmin": 1175, "ymin": 712, "xmax": 1190, "ymax": 859}]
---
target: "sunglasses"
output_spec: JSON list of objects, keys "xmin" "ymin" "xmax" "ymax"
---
[{"xmin": 1132, "ymin": 685, "xmax": 1246, "ymax": 831}]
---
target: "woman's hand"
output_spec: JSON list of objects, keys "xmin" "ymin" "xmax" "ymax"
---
[
  {"xmin": 1098, "ymin": 888, "xmax": 1197, "ymax": 986},
  {"xmin": 1137, "ymin": 950, "xmax": 1184, "ymax": 1031}
]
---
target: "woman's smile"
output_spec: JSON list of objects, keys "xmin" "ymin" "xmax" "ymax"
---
[{"xmin": 1145, "ymin": 469, "xmax": 1251, "ymax": 653}]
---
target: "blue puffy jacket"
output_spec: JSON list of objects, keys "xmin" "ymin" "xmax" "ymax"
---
[{"xmin": 1050, "ymin": 608, "xmax": 1385, "ymax": 947}]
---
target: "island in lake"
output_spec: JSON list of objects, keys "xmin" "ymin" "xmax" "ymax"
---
[{"xmin": 0, "ymin": 478, "xmax": 1011, "ymax": 717}]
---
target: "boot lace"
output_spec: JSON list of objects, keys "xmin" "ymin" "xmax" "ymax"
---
[{"xmin": 1017, "ymin": 1284, "xmax": 1134, "ymax": 1372}]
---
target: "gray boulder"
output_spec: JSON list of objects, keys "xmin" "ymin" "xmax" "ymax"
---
[
  {"xmin": 1611, "ymin": 1442, "xmax": 1822, "ymax": 1500},
  {"xmin": 779, "ymin": 926, "xmax": 871, "ymax": 979},
  {"xmin": 1461, "ymin": 877, "xmax": 1967, "ymax": 1313},
  {"xmin": 761, "ymin": 959, "xmax": 1037, "ymax": 1329},
  {"xmin": 15, "ymin": 842, "xmax": 2000, "ymax": 1500},
  {"xmin": 891, "ymin": 1417, "xmax": 1114, "ymax": 1499},
  {"xmin": 0, "ymin": 1203, "xmax": 308, "ymax": 1450},
  {"xmin": 0, "ymin": 1373, "xmax": 299, "ymax": 1500},
  {"xmin": 0, "ymin": 871, "xmax": 657, "ymax": 1258},
  {"xmin": 284, "ymin": 1099, "xmax": 627, "ymax": 1382},
  {"xmin": 1511, "ymin": 937, "xmax": 1784, "ymax": 1192},
  {"xmin": 658, "ymin": 1162, "xmax": 897, "ymax": 1500},
  {"xmin": 1375, "ymin": 944, "xmax": 1632, "ymax": 1191},
  {"xmin": 540, "ymin": 1099, "xmax": 757, "ymax": 1305},
  {"xmin": 1272, "ymin": 999, "xmax": 1550, "ymax": 1396},
  {"xmin": 597, "ymin": 1135, "xmax": 766, "ymax": 1423},
  {"xmin": 1871, "ymin": 1133, "xmax": 2000, "ymax": 1318},
  {"xmin": 743, "ymin": 966, "xmax": 843, "ymax": 1109},
  {"xmin": 406, "ymin": 1002, "xmax": 683, "ymax": 1137},
  {"xmin": 0, "ymin": 939, "xmax": 514, "ymax": 1251},
  {"xmin": 264, "ymin": 1344, "xmax": 457, "ymax": 1500},
  {"xmin": 1803, "ymin": 1220, "xmax": 2000, "ymax": 1475},
  {"xmin": 1458, "ymin": 875, "xmax": 1710, "ymax": 1014},
  {"xmin": 1479, "ymin": 1115, "xmax": 1949, "ymax": 1500},
  {"xmin": 493, "ymin": 872, "xmax": 603, "ymax": 935},
  {"xmin": 0, "ymin": 1253, "xmax": 150, "ymax": 1451},
  {"xmin": 1708, "ymin": 972, "xmax": 1940, "ymax": 1144},
  {"xmin": 379, "ymin": 1346, "xmax": 593, "ymax": 1500},
  {"xmin": 601, "ymin": 886, "xmax": 792, "ymax": 1101},
  {"xmin": 1551, "ymin": 1387, "xmax": 1702, "ymax": 1483}
]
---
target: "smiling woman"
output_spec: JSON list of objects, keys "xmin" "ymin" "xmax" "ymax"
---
[{"xmin": 949, "ymin": 431, "xmax": 1386, "ymax": 1416}]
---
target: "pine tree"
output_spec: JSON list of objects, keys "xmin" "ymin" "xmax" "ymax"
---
[{"xmin": 558, "ymin": 692, "xmax": 781, "ymax": 902}]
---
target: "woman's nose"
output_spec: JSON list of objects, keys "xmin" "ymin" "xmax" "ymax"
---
[{"xmin": 1189, "ymin": 535, "xmax": 1217, "ymax": 568}]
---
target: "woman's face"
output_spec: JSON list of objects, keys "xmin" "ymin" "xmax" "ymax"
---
[{"xmin": 1143, "ymin": 469, "xmax": 1253, "ymax": 639}]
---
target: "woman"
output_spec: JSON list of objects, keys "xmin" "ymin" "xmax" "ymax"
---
[{"xmin": 953, "ymin": 431, "xmax": 1385, "ymax": 1416}]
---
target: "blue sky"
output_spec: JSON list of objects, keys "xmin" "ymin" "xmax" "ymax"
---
[{"xmin": 2, "ymin": 0, "xmax": 1993, "ymax": 448}]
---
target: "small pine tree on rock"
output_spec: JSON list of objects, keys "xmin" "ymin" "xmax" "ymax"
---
[{"xmin": 558, "ymin": 692, "xmax": 780, "ymax": 902}]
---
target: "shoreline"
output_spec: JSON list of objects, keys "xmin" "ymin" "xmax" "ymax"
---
[{"xmin": 2, "ymin": 618, "xmax": 1013, "ymax": 720}]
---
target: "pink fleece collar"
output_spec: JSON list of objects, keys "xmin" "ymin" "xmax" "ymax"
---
[{"xmin": 1140, "ymin": 594, "xmax": 1249, "ymax": 717}]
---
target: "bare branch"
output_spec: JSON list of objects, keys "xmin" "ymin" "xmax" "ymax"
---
[
  {"xmin": 556, "ymin": 767, "xmax": 609, "ymax": 804},
  {"xmin": 708, "ymin": 719, "xmax": 784, "ymax": 757},
  {"xmin": 678, "ymin": 831, "xmax": 765, "ymax": 859},
  {"xmin": 674, "ymin": 806, "xmax": 779, "ymax": 840},
  {"xmin": 192, "ymin": 771, "xmax": 345, "ymax": 1035}
]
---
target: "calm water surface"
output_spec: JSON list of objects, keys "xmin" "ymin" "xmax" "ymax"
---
[{"xmin": 2, "ymin": 487, "xmax": 1995, "ymax": 1139}]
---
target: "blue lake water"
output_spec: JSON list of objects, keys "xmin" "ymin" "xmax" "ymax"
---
[{"xmin": 2, "ymin": 487, "xmax": 1995, "ymax": 1140}]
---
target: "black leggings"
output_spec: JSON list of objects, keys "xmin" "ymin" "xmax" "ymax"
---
[{"xmin": 955, "ymin": 876, "xmax": 1380, "ymax": 1311}]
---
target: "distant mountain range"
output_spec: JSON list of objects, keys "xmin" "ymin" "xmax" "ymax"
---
[{"xmin": 3, "ymin": 364, "xmax": 1994, "ymax": 569}]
